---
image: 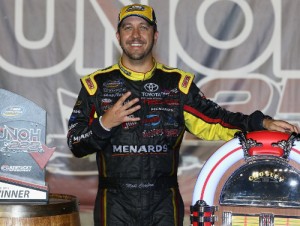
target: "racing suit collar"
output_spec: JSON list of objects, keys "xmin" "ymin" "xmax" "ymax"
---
[{"xmin": 118, "ymin": 59, "xmax": 157, "ymax": 81}]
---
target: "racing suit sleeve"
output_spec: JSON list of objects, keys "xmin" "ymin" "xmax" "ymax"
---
[
  {"xmin": 67, "ymin": 87, "xmax": 111, "ymax": 158},
  {"xmin": 183, "ymin": 82, "xmax": 266, "ymax": 141}
]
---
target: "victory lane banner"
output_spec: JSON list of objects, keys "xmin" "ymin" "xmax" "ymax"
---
[{"xmin": 0, "ymin": 89, "xmax": 55, "ymax": 203}]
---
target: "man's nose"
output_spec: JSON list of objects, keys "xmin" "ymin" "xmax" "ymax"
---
[{"xmin": 132, "ymin": 28, "xmax": 141, "ymax": 38}]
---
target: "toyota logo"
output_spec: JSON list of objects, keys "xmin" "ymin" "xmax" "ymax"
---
[{"xmin": 144, "ymin": 83, "xmax": 159, "ymax": 92}]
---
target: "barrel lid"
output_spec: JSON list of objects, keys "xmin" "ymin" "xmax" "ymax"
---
[{"xmin": 0, "ymin": 193, "xmax": 79, "ymax": 218}]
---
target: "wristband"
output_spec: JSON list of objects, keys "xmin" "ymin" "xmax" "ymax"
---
[{"xmin": 99, "ymin": 116, "xmax": 111, "ymax": 131}]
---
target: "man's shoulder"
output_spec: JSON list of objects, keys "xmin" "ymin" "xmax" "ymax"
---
[
  {"xmin": 82, "ymin": 64, "xmax": 119, "ymax": 79},
  {"xmin": 157, "ymin": 63, "xmax": 194, "ymax": 76},
  {"xmin": 80, "ymin": 64, "xmax": 119, "ymax": 95},
  {"xmin": 157, "ymin": 63, "xmax": 194, "ymax": 94}
]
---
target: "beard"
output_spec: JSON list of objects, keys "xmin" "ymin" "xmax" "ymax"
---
[{"xmin": 119, "ymin": 36, "xmax": 155, "ymax": 61}]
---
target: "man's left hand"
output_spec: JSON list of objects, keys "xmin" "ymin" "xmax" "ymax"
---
[{"xmin": 263, "ymin": 118, "xmax": 299, "ymax": 133}]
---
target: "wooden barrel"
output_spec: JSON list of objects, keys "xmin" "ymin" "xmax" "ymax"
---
[{"xmin": 0, "ymin": 193, "xmax": 81, "ymax": 226}]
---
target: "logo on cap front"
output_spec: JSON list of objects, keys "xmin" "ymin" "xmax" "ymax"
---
[{"xmin": 126, "ymin": 5, "xmax": 145, "ymax": 12}]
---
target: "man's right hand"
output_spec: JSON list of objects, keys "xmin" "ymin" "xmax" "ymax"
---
[{"xmin": 101, "ymin": 91, "xmax": 141, "ymax": 129}]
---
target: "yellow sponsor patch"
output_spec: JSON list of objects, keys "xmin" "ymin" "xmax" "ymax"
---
[
  {"xmin": 179, "ymin": 73, "xmax": 194, "ymax": 94},
  {"xmin": 81, "ymin": 75, "xmax": 97, "ymax": 95}
]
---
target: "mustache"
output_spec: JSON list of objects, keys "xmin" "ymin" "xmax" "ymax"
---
[{"xmin": 126, "ymin": 38, "xmax": 145, "ymax": 44}]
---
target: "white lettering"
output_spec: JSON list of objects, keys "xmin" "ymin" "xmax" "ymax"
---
[
  {"xmin": 0, "ymin": 190, "xmax": 30, "ymax": 198},
  {"xmin": 112, "ymin": 145, "xmax": 168, "ymax": 154}
]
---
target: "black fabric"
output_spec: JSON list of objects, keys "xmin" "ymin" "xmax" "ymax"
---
[
  {"xmin": 67, "ymin": 62, "xmax": 268, "ymax": 226},
  {"xmin": 98, "ymin": 176, "xmax": 178, "ymax": 190}
]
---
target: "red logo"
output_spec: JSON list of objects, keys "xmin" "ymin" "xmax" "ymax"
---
[
  {"xmin": 182, "ymin": 75, "xmax": 191, "ymax": 88},
  {"xmin": 86, "ymin": 78, "xmax": 94, "ymax": 89}
]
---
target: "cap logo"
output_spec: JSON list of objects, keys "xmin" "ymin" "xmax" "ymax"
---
[
  {"xmin": 118, "ymin": 4, "xmax": 156, "ymax": 27},
  {"xmin": 126, "ymin": 5, "xmax": 145, "ymax": 12}
]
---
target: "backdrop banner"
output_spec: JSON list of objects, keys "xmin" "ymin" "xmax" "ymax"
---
[{"xmin": 0, "ymin": 0, "xmax": 299, "ymax": 213}]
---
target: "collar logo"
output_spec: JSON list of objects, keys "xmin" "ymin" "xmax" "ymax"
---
[{"xmin": 144, "ymin": 83, "xmax": 159, "ymax": 92}]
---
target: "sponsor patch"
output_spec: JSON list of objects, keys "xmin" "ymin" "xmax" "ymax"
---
[
  {"xmin": 144, "ymin": 83, "xmax": 159, "ymax": 92},
  {"xmin": 72, "ymin": 131, "xmax": 93, "ymax": 142},
  {"xmin": 122, "ymin": 121, "xmax": 138, "ymax": 129},
  {"xmin": 142, "ymin": 99, "xmax": 179, "ymax": 106},
  {"xmin": 104, "ymin": 80, "xmax": 124, "ymax": 89},
  {"xmin": 101, "ymin": 98, "xmax": 113, "ymax": 111},
  {"xmin": 143, "ymin": 114, "xmax": 161, "ymax": 127},
  {"xmin": 113, "ymin": 144, "xmax": 168, "ymax": 154},
  {"xmin": 122, "ymin": 115, "xmax": 139, "ymax": 129},
  {"xmin": 179, "ymin": 73, "xmax": 194, "ymax": 94},
  {"xmin": 142, "ymin": 129, "xmax": 179, "ymax": 138},
  {"xmin": 75, "ymin": 100, "xmax": 82, "ymax": 106},
  {"xmin": 150, "ymin": 107, "xmax": 174, "ymax": 112},
  {"xmin": 181, "ymin": 75, "xmax": 191, "ymax": 88},
  {"xmin": 86, "ymin": 78, "xmax": 94, "ymax": 90},
  {"xmin": 161, "ymin": 88, "xmax": 179, "ymax": 97}
]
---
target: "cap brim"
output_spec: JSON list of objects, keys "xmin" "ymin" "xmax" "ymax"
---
[{"xmin": 118, "ymin": 14, "xmax": 155, "ymax": 26}]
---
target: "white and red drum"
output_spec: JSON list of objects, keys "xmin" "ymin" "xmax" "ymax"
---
[
  {"xmin": 191, "ymin": 131, "xmax": 300, "ymax": 226},
  {"xmin": 190, "ymin": 200, "xmax": 218, "ymax": 226}
]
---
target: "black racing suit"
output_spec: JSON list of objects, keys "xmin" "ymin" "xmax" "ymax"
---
[{"xmin": 67, "ymin": 61, "xmax": 267, "ymax": 226}]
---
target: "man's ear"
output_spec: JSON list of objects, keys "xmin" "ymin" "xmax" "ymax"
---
[
  {"xmin": 154, "ymin": 31, "xmax": 159, "ymax": 44},
  {"xmin": 116, "ymin": 31, "xmax": 120, "ymax": 42}
]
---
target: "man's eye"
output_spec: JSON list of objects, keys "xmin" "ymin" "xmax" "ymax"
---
[
  {"xmin": 140, "ymin": 26, "xmax": 149, "ymax": 30},
  {"xmin": 123, "ymin": 26, "xmax": 132, "ymax": 30}
]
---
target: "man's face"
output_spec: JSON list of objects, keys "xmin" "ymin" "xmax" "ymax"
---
[{"xmin": 117, "ymin": 16, "xmax": 158, "ymax": 62}]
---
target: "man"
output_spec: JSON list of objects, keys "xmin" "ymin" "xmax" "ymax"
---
[{"xmin": 67, "ymin": 3, "xmax": 298, "ymax": 226}]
